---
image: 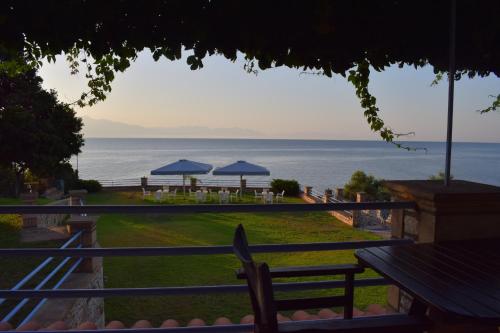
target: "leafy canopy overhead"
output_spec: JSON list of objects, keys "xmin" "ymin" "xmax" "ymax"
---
[{"xmin": 1, "ymin": 0, "xmax": 499, "ymax": 144}]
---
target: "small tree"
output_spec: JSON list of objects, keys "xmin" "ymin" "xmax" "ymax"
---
[
  {"xmin": 0, "ymin": 70, "xmax": 84, "ymax": 195},
  {"xmin": 428, "ymin": 171, "xmax": 454, "ymax": 181},
  {"xmin": 343, "ymin": 170, "xmax": 390, "ymax": 201}
]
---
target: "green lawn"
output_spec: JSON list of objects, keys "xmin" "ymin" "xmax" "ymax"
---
[
  {"xmin": 0, "ymin": 191, "xmax": 387, "ymax": 325},
  {"xmin": 84, "ymin": 191, "xmax": 387, "ymax": 326},
  {"xmin": 0, "ymin": 196, "xmax": 53, "ymax": 205}
]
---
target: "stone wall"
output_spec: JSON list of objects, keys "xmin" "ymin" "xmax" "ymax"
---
[
  {"xmin": 357, "ymin": 208, "xmax": 391, "ymax": 227},
  {"xmin": 31, "ymin": 258, "xmax": 105, "ymax": 328},
  {"xmin": 36, "ymin": 198, "xmax": 70, "ymax": 228},
  {"xmin": 301, "ymin": 189, "xmax": 391, "ymax": 228}
]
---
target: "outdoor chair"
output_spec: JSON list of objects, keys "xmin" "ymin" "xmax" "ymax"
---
[
  {"xmin": 232, "ymin": 224, "xmax": 431, "ymax": 333},
  {"xmin": 275, "ymin": 190, "xmax": 285, "ymax": 203},
  {"xmin": 195, "ymin": 190, "xmax": 206, "ymax": 203},
  {"xmin": 188, "ymin": 188, "xmax": 196, "ymax": 197},
  {"xmin": 154, "ymin": 189, "xmax": 163, "ymax": 202},
  {"xmin": 263, "ymin": 191, "xmax": 273, "ymax": 204},
  {"xmin": 230, "ymin": 189, "xmax": 239, "ymax": 202},
  {"xmin": 141, "ymin": 187, "xmax": 152, "ymax": 199},
  {"xmin": 219, "ymin": 190, "xmax": 229, "ymax": 204},
  {"xmin": 254, "ymin": 190, "xmax": 263, "ymax": 202},
  {"xmin": 169, "ymin": 188, "xmax": 177, "ymax": 200}
]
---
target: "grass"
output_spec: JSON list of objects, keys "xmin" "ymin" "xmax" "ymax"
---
[
  {"xmin": 0, "ymin": 191, "xmax": 387, "ymax": 325},
  {"xmin": 0, "ymin": 196, "xmax": 53, "ymax": 205},
  {"xmin": 83, "ymin": 191, "xmax": 387, "ymax": 325}
]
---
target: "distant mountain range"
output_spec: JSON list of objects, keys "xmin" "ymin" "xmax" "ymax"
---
[{"xmin": 81, "ymin": 116, "xmax": 264, "ymax": 138}]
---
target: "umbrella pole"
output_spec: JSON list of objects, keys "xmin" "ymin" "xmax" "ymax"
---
[
  {"xmin": 183, "ymin": 174, "xmax": 186, "ymax": 196},
  {"xmin": 444, "ymin": 0, "xmax": 456, "ymax": 187},
  {"xmin": 240, "ymin": 174, "xmax": 243, "ymax": 198}
]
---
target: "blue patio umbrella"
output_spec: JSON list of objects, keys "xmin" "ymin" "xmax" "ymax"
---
[
  {"xmin": 151, "ymin": 159, "xmax": 213, "ymax": 195},
  {"xmin": 213, "ymin": 160, "xmax": 270, "ymax": 196}
]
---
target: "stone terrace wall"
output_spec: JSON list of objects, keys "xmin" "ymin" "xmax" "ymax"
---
[
  {"xmin": 301, "ymin": 189, "xmax": 391, "ymax": 228},
  {"xmin": 31, "ymin": 258, "xmax": 105, "ymax": 328},
  {"xmin": 36, "ymin": 198, "xmax": 70, "ymax": 228}
]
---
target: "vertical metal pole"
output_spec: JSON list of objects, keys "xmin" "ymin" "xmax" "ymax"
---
[{"xmin": 444, "ymin": 0, "xmax": 456, "ymax": 186}]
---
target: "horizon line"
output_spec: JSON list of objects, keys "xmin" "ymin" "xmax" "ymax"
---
[{"xmin": 81, "ymin": 137, "xmax": 500, "ymax": 144}]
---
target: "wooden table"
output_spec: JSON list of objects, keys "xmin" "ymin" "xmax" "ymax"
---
[{"xmin": 355, "ymin": 239, "xmax": 500, "ymax": 330}]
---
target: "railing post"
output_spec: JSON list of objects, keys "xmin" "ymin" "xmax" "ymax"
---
[
  {"xmin": 20, "ymin": 192, "xmax": 39, "ymax": 229},
  {"xmin": 350, "ymin": 192, "xmax": 367, "ymax": 228},
  {"xmin": 304, "ymin": 186, "xmax": 312, "ymax": 196},
  {"xmin": 141, "ymin": 177, "xmax": 148, "ymax": 188},
  {"xmin": 67, "ymin": 215, "xmax": 98, "ymax": 273},
  {"xmin": 323, "ymin": 189, "xmax": 332, "ymax": 203},
  {"xmin": 335, "ymin": 188, "xmax": 344, "ymax": 201},
  {"xmin": 190, "ymin": 177, "xmax": 197, "ymax": 191},
  {"xmin": 68, "ymin": 190, "xmax": 88, "ymax": 205},
  {"xmin": 383, "ymin": 180, "xmax": 500, "ymax": 316}
]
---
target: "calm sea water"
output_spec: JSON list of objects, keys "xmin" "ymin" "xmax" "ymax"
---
[{"xmin": 71, "ymin": 138, "xmax": 500, "ymax": 190}]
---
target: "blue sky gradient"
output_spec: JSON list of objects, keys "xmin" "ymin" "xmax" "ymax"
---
[{"xmin": 39, "ymin": 51, "xmax": 500, "ymax": 142}]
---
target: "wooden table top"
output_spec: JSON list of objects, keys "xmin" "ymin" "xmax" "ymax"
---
[{"xmin": 355, "ymin": 239, "xmax": 500, "ymax": 324}]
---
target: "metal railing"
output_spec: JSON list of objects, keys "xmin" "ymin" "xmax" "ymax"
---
[
  {"xmin": 309, "ymin": 189, "xmax": 353, "ymax": 216},
  {"xmin": 1, "ymin": 230, "xmax": 83, "ymax": 326},
  {"xmin": 0, "ymin": 202, "xmax": 415, "ymax": 332},
  {"xmin": 94, "ymin": 178, "xmax": 271, "ymax": 189}
]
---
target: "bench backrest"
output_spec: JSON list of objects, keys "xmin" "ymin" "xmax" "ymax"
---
[{"xmin": 233, "ymin": 224, "xmax": 278, "ymax": 333}]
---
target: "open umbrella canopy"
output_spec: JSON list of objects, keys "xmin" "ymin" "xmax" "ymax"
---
[
  {"xmin": 151, "ymin": 159, "xmax": 212, "ymax": 195},
  {"xmin": 151, "ymin": 159, "xmax": 213, "ymax": 175},
  {"xmin": 213, "ymin": 161, "xmax": 270, "ymax": 176}
]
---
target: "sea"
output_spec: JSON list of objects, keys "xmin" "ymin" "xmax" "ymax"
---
[{"xmin": 71, "ymin": 138, "xmax": 500, "ymax": 190}]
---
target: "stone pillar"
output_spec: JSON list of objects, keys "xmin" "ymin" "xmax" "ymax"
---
[
  {"xmin": 323, "ymin": 189, "xmax": 333, "ymax": 203},
  {"xmin": 383, "ymin": 180, "xmax": 500, "ymax": 313},
  {"xmin": 68, "ymin": 189, "xmax": 88, "ymax": 206},
  {"xmin": 140, "ymin": 177, "xmax": 148, "ymax": 188},
  {"xmin": 350, "ymin": 192, "xmax": 368, "ymax": 228},
  {"xmin": 304, "ymin": 186, "xmax": 312, "ymax": 196},
  {"xmin": 356, "ymin": 192, "xmax": 369, "ymax": 203},
  {"xmin": 67, "ymin": 215, "xmax": 98, "ymax": 273},
  {"xmin": 190, "ymin": 177, "xmax": 197, "ymax": 191},
  {"xmin": 20, "ymin": 192, "xmax": 39, "ymax": 228},
  {"xmin": 335, "ymin": 188, "xmax": 344, "ymax": 201}
]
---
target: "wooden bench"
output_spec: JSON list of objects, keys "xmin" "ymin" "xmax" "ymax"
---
[{"xmin": 232, "ymin": 224, "xmax": 431, "ymax": 333}]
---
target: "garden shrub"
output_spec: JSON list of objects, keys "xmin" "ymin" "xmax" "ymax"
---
[
  {"xmin": 343, "ymin": 170, "xmax": 390, "ymax": 201},
  {"xmin": 271, "ymin": 179, "xmax": 300, "ymax": 196},
  {"xmin": 75, "ymin": 179, "xmax": 102, "ymax": 193}
]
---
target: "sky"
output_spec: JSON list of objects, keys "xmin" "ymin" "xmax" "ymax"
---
[{"xmin": 39, "ymin": 51, "xmax": 500, "ymax": 142}]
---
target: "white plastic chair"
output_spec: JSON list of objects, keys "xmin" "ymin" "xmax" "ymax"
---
[
  {"xmin": 276, "ymin": 190, "xmax": 285, "ymax": 203},
  {"xmin": 219, "ymin": 191, "xmax": 229, "ymax": 204},
  {"xmin": 195, "ymin": 190, "xmax": 206, "ymax": 203},
  {"xmin": 189, "ymin": 189, "xmax": 196, "ymax": 197},
  {"xmin": 254, "ymin": 190, "xmax": 263, "ymax": 202},
  {"xmin": 142, "ymin": 188, "xmax": 152, "ymax": 199},
  {"xmin": 170, "ymin": 188, "xmax": 177, "ymax": 200},
  {"xmin": 230, "ymin": 189, "xmax": 239, "ymax": 202},
  {"xmin": 263, "ymin": 191, "xmax": 273, "ymax": 204},
  {"xmin": 155, "ymin": 189, "xmax": 163, "ymax": 202}
]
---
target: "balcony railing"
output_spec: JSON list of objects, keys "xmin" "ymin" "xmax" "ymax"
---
[
  {"xmin": 94, "ymin": 178, "xmax": 271, "ymax": 189},
  {"xmin": 0, "ymin": 201, "xmax": 415, "ymax": 332}
]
